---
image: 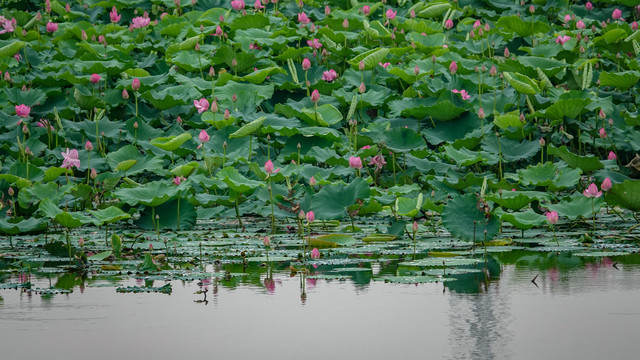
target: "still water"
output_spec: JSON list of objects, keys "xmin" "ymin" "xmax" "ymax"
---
[{"xmin": 2, "ymin": 254, "xmax": 639, "ymax": 360}]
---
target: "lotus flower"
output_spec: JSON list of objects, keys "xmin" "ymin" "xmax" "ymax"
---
[
  {"xmin": 122, "ymin": 89, "xmax": 129, "ymax": 99},
  {"xmin": 309, "ymin": 176, "xmax": 316, "ymax": 186},
  {"xmin": 349, "ymin": 156, "xmax": 363, "ymax": 169},
  {"xmin": 583, "ymin": 183, "xmax": 602, "ymax": 198},
  {"xmin": 194, "ymin": 98, "xmax": 209, "ymax": 113},
  {"xmin": 386, "ymin": 9, "xmax": 397, "ymax": 21},
  {"xmin": 90, "ymin": 168, "xmax": 97, "ymax": 179},
  {"xmin": 199, "ymin": 129, "xmax": 210, "ymax": 143},
  {"xmin": 546, "ymin": 211, "xmax": 559, "ymax": 225},
  {"xmin": 263, "ymin": 236, "xmax": 270, "ymax": 246},
  {"xmin": 452, "ymin": 89, "xmax": 470, "ymax": 100},
  {"xmin": 298, "ymin": 12, "xmax": 310, "ymax": 25},
  {"xmin": 307, "ymin": 38, "xmax": 322, "ymax": 49},
  {"xmin": 612, "ymin": 9, "xmax": 622, "ymax": 20},
  {"xmin": 321, "ymin": 69, "xmax": 337, "ymax": 82},
  {"xmin": 478, "ymin": 108, "xmax": 485, "ymax": 119},
  {"xmin": 264, "ymin": 159, "xmax": 274, "ymax": 174},
  {"xmin": 46, "ymin": 21, "xmax": 58, "ymax": 32},
  {"xmin": 90, "ymin": 73, "xmax": 101, "ymax": 84},
  {"xmin": 362, "ymin": 5, "xmax": 370, "ymax": 16},
  {"xmin": 110, "ymin": 7, "xmax": 121, "ymax": 23},
  {"xmin": 556, "ymin": 35, "xmax": 570, "ymax": 45},
  {"xmin": 15, "ymin": 104, "xmax": 30, "ymax": 118},
  {"xmin": 601, "ymin": 178, "xmax": 612, "ymax": 192},
  {"xmin": 379, "ymin": 62, "xmax": 390, "ymax": 69},
  {"xmin": 633, "ymin": 22, "xmax": 638, "ymax": 31},
  {"xmin": 231, "ymin": 0, "xmax": 245, "ymax": 11},
  {"xmin": 369, "ymin": 154, "xmax": 386, "ymax": 170},
  {"xmin": 131, "ymin": 16, "xmax": 150, "ymax": 28},
  {"xmin": 608, "ymin": 151, "xmax": 617, "ymax": 160},
  {"xmin": 576, "ymin": 20, "xmax": 585, "ymax": 29},
  {"xmin": 302, "ymin": 58, "xmax": 311, "ymax": 70},
  {"xmin": 585, "ymin": 2, "xmax": 593, "ymax": 11},
  {"xmin": 598, "ymin": 128, "xmax": 607, "ymax": 138},
  {"xmin": 444, "ymin": 19, "xmax": 454, "ymax": 30},
  {"xmin": 254, "ymin": 0, "xmax": 264, "ymax": 11},
  {"xmin": 61, "ymin": 148, "xmax": 80, "ymax": 169},
  {"xmin": 85, "ymin": 140, "xmax": 93, "ymax": 151},
  {"xmin": 173, "ymin": 176, "xmax": 185, "ymax": 185},
  {"xmin": 310, "ymin": 248, "xmax": 320, "ymax": 259}
]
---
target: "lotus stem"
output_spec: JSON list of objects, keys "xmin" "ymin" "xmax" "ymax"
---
[
  {"xmin": 268, "ymin": 179, "xmax": 276, "ymax": 234},
  {"xmin": 234, "ymin": 197, "xmax": 243, "ymax": 229},
  {"xmin": 202, "ymin": 146, "xmax": 212, "ymax": 177},
  {"xmin": 176, "ymin": 196, "xmax": 181, "ymax": 232},
  {"xmin": 66, "ymin": 229, "xmax": 73, "ymax": 264}
]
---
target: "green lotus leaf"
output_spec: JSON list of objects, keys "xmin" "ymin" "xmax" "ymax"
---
[
  {"xmin": 116, "ymin": 160, "xmax": 137, "ymax": 172},
  {"xmin": 486, "ymin": 191, "xmax": 550, "ymax": 211},
  {"xmin": 89, "ymin": 206, "xmax": 131, "ymax": 225},
  {"xmin": 374, "ymin": 276, "xmax": 446, "ymax": 283},
  {"xmin": 605, "ymin": 180, "xmax": 640, "ymax": 211},
  {"xmin": 215, "ymin": 81, "xmax": 274, "ymax": 112},
  {"xmin": 362, "ymin": 234, "xmax": 397, "ymax": 242},
  {"xmin": 310, "ymin": 177, "xmax": 370, "ymax": 220},
  {"xmin": 481, "ymin": 136, "xmax": 540, "ymax": 163},
  {"xmin": 169, "ymin": 50, "xmax": 212, "ymax": 72},
  {"xmin": 300, "ymin": 104, "xmax": 343, "ymax": 126},
  {"xmin": 493, "ymin": 112, "xmax": 523, "ymax": 129},
  {"xmin": 598, "ymin": 71, "xmax": 640, "ymax": 91},
  {"xmin": 442, "ymin": 193, "xmax": 500, "ymax": 243},
  {"xmin": 547, "ymin": 194, "xmax": 604, "ymax": 220},
  {"xmin": 348, "ymin": 47, "xmax": 390, "ymax": 70},
  {"xmin": 106, "ymin": 145, "xmax": 164, "ymax": 175},
  {"xmin": 165, "ymin": 34, "xmax": 202, "ymax": 58},
  {"xmin": 444, "ymin": 145, "xmax": 496, "ymax": 167},
  {"xmin": 503, "ymin": 72, "xmax": 540, "ymax": 95},
  {"xmin": 217, "ymin": 167, "xmax": 263, "ymax": 194},
  {"xmin": 170, "ymin": 162, "xmax": 199, "ymax": 178},
  {"xmin": 0, "ymin": 174, "xmax": 31, "ymax": 189},
  {"xmin": 543, "ymin": 98, "xmax": 591, "ymax": 120},
  {"xmin": 241, "ymin": 67, "xmax": 286, "ymax": 84},
  {"xmin": 229, "ymin": 117, "xmax": 265, "ymax": 138},
  {"xmin": 497, "ymin": 15, "xmax": 551, "ymax": 37},
  {"xmin": 87, "ymin": 251, "xmax": 112, "ymax": 261},
  {"xmin": 499, "ymin": 209, "xmax": 547, "ymax": 230},
  {"xmin": 418, "ymin": 1, "xmax": 452, "ymax": 18},
  {"xmin": 518, "ymin": 162, "xmax": 557, "ymax": 187},
  {"xmin": 0, "ymin": 41, "xmax": 25, "ymax": 59},
  {"xmin": 113, "ymin": 181, "xmax": 180, "ymax": 207},
  {"xmin": 547, "ymin": 145, "xmax": 604, "ymax": 172},
  {"xmin": 388, "ymin": 98, "xmax": 466, "ymax": 121},
  {"xmin": 151, "ymin": 132, "xmax": 192, "ymax": 152},
  {"xmin": 141, "ymin": 85, "xmax": 202, "ymax": 110},
  {"xmin": 399, "ymin": 257, "xmax": 481, "ymax": 267},
  {"xmin": 136, "ymin": 197, "xmax": 197, "ymax": 230},
  {"xmin": 396, "ymin": 193, "xmax": 424, "ymax": 218},
  {"xmin": 312, "ymin": 234, "xmax": 357, "ymax": 247},
  {"xmin": 602, "ymin": 28, "xmax": 628, "ymax": 44},
  {"xmin": 380, "ymin": 127, "xmax": 427, "ymax": 152},
  {"xmin": 0, "ymin": 217, "xmax": 47, "ymax": 236}
]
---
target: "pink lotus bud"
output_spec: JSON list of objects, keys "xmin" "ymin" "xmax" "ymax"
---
[
  {"xmin": 325, "ymin": 6, "xmax": 331, "ymax": 16},
  {"xmin": 224, "ymin": 109, "xmax": 230, "ymax": 119},
  {"xmin": 576, "ymin": 20, "xmax": 585, "ymax": 29},
  {"xmin": 231, "ymin": 0, "xmax": 245, "ymax": 11},
  {"xmin": 215, "ymin": 25, "xmax": 223, "ymax": 36},
  {"xmin": 172, "ymin": 176, "xmax": 183, "ymax": 185},
  {"xmin": 310, "ymin": 248, "xmax": 320, "ymax": 259},
  {"xmin": 612, "ymin": 9, "xmax": 622, "ymax": 20},
  {"xmin": 311, "ymin": 89, "xmax": 320, "ymax": 103},
  {"xmin": 564, "ymin": 14, "xmax": 572, "ymax": 22},
  {"xmin": 546, "ymin": 211, "xmax": 559, "ymax": 225},
  {"xmin": 583, "ymin": 183, "xmax": 602, "ymax": 198},
  {"xmin": 414, "ymin": 65, "xmax": 420, "ymax": 75},
  {"xmin": 302, "ymin": 58, "xmax": 311, "ymax": 70},
  {"xmin": 36, "ymin": 11, "xmax": 42, "ymax": 21},
  {"xmin": 90, "ymin": 168, "xmax": 97, "ymax": 179},
  {"xmin": 599, "ymin": 128, "xmax": 607, "ymax": 138},
  {"xmin": 45, "ymin": 0, "xmax": 51, "ymax": 13},
  {"xmin": 81, "ymin": 30, "xmax": 87, "ymax": 41},
  {"xmin": 470, "ymin": 30, "xmax": 475, "ymax": 39},
  {"xmin": 478, "ymin": 108, "xmax": 485, "ymax": 119},
  {"xmin": 298, "ymin": 210, "xmax": 305, "ymax": 220},
  {"xmin": 85, "ymin": 140, "xmax": 93, "ymax": 151},
  {"xmin": 263, "ymin": 236, "xmax": 270, "ymax": 246},
  {"xmin": 359, "ymin": 60, "xmax": 365, "ymax": 71},
  {"xmin": 132, "ymin": 78, "xmax": 140, "ymax": 91},
  {"xmin": 504, "ymin": 47, "xmax": 510, "ymax": 58},
  {"xmin": 609, "ymin": 118, "xmax": 614, "ymax": 126},
  {"xmin": 599, "ymin": 109, "xmax": 606, "ymax": 119},
  {"xmin": 449, "ymin": 61, "xmax": 457, "ymax": 74},
  {"xmin": 309, "ymin": 176, "xmax": 316, "ymax": 186},
  {"xmin": 586, "ymin": 1, "xmax": 593, "ymax": 11},
  {"xmin": 8, "ymin": 187, "xmax": 14, "ymax": 196},
  {"xmin": 199, "ymin": 129, "xmax": 210, "ymax": 143},
  {"xmin": 195, "ymin": 43, "xmax": 200, "ymax": 51},
  {"xmin": 601, "ymin": 177, "xmax": 612, "ymax": 191},
  {"xmin": 362, "ymin": 5, "xmax": 370, "ymax": 16},
  {"xmin": 122, "ymin": 89, "xmax": 129, "ymax": 99},
  {"xmin": 444, "ymin": 19, "xmax": 453, "ymax": 30},
  {"xmin": 264, "ymin": 159, "xmax": 274, "ymax": 174},
  {"xmin": 306, "ymin": 210, "xmax": 315, "ymax": 223},
  {"xmin": 358, "ymin": 82, "xmax": 366, "ymax": 94},
  {"xmin": 232, "ymin": 58, "xmax": 237, "ymax": 67},
  {"xmin": 412, "ymin": 221, "xmax": 418, "ymax": 232},
  {"xmin": 298, "ymin": 12, "xmax": 310, "ymax": 25},
  {"xmin": 211, "ymin": 99, "xmax": 218, "ymax": 113},
  {"xmin": 133, "ymin": 121, "xmax": 138, "ymax": 129},
  {"xmin": 529, "ymin": 5, "xmax": 535, "ymax": 13},
  {"xmin": 539, "ymin": 137, "xmax": 545, "ymax": 146},
  {"xmin": 232, "ymin": 94, "xmax": 237, "ymax": 103},
  {"xmin": 90, "ymin": 73, "xmax": 101, "ymax": 84},
  {"xmin": 177, "ymin": 116, "xmax": 183, "ymax": 124},
  {"xmin": 342, "ymin": 18, "xmax": 349, "ymax": 29},
  {"xmin": 484, "ymin": 23, "xmax": 490, "ymax": 32},
  {"xmin": 22, "ymin": 124, "xmax": 29, "ymax": 134},
  {"xmin": 46, "ymin": 21, "xmax": 58, "ymax": 33},
  {"xmin": 349, "ymin": 156, "xmax": 363, "ymax": 169},
  {"xmin": 608, "ymin": 151, "xmax": 617, "ymax": 160},
  {"xmin": 149, "ymin": 243, "xmax": 154, "ymax": 251},
  {"xmin": 634, "ymin": 22, "xmax": 639, "ymax": 31},
  {"xmin": 209, "ymin": 67, "xmax": 215, "ymax": 77}
]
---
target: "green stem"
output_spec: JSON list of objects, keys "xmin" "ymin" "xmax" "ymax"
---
[
  {"xmin": 269, "ymin": 178, "xmax": 276, "ymax": 234},
  {"xmin": 176, "ymin": 196, "xmax": 181, "ymax": 232}
]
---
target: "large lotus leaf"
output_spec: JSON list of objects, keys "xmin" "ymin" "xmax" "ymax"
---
[
  {"xmin": 73, "ymin": 59, "xmax": 133, "ymax": 76},
  {"xmin": 493, "ymin": 113, "xmax": 523, "ymax": 130},
  {"xmin": 230, "ymin": 117, "xmax": 265, "ymax": 138},
  {"xmin": 136, "ymin": 197, "xmax": 197, "ymax": 230},
  {"xmin": 444, "ymin": 145, "xmax": 496, "ymax": 167},
  {"xmin": 481, "ymin": 136, "xmax": 540, "ymax": 163},
  {"xmin": 0, "ymin": 41, "xmax": 25, "ymax": 59},
  {"xmin": 547, "ymin": 145, "xmax": 604, "ymax": 172},
  {"xmin": 106, "ymin": 145, "xmax": 165, "ymax": 175},
  {"xmin": 169, "ymin": 50, "xmax": 212, "ymax": 72},
  {"xmin": 0, "ymin": 174, "xmax": 31, "ymax": 189},
  {"xmin": 548, "ymin": 167, "xmax": 581, "ymax": 191},
  {"xmin": 599, "ymin": 71, "xmax": 640, "ymax": 90},
  {"xmin": 141, "ymin": 85, "xmax": 202, "ymax": 110},
  {"xmin": 388, "ymin": 97, "xmax": 466, "ymax": 121},
  {"xmin": 347, "ymin": 47, "xmax": 390, "ymax": 70},
  {"xmin": 170, "ymin": 162, "xmax": 199, "ymax": 178},
  {"xmin": 241, "ymin": 67, "xmax": 286, "ymax": 84},
  {"xmin": 4, "ymin": 88, "xmax": 47, "ymax": 107},
  {"xmin": 89, "ymin": 206, "xmax": 130, "ymax": 225},
  {"xmin": 517, "ymin": 56, "xmax": 567, "ymax": 78},
  {"xmin": 150, "ymin": 132, "xmax": 192, "ymax": 152},
  {"xmin": 311, "ymin": 234, "xmax": 357, "ymax": 248},
  {"xmin": 442, "ymin": 194, "xmax": 500, "ymax": 243},
  {"xmin": 217, "ymin": 167, "xmax": 263, "ymax": 194},
  {"xmin": 408, "ymin": 32, "xmax": 446, "ymax": 52},
  {"xmin": 380, "ymin": 127, "xmax": 427, "ymax": 152},
  {"xmin": 19, "ymin": 182, "xmax": 70, "ymax": 207},
  {"xmin": 517, "ymin": 162, "xmax": 557, "ymax": 187},
  {"xmin": 422, "ymin": 113, "xmax": 480, "ymax": 145},
  {"xmin": 0, "ymin": 217, "xmax": 47, "ymax": 236},
  {"xmin": 543, "ymin": 98, "xmax": 591, "ymax": 120},
  {"xmin": 165, "ymin": 34, "xmax": 202, "ymax": 58},
  {"xmin": 215, "ymin": 81, "xmax": 274, "ymax": 112},
  {"xmin": 64, "ymin": 117, "xmax": 125, "ymax": 143},
  {"xmin": 547, "ymin": 194, "xmax": 604, "ymax": 220},
  {"xmin": 498, "ymin": 209, "xmax": 547, "ymax": 230},
  {"xmin": 497, "ymin": 15, "xmax": 551, "ymax": 37},
  {"xmin": 486, "ymin": 191, "xmax": 540, "ymax": 211},
  {"xmin": 417, "ymin": 1, "xmax": 452, "ymax": 18},
  {"xmin": 300, "ymin": 104, "xmax": 343, "ymax": 126},
  {"xmin": 212, "ymin": 45, "xmax": 258, "ymax": 74},
  {"xmin": 503, "ymin": 72, "xmax": 540, "ymax": 95},
  {"xmin": 114, "ymin": 181, "xmax": 180, "ymax": 207},
  {"xmin": 605, "ymin": 180, "xmax": 640, "ymax": 211},
  {"xmin": 54, "ymin": 211, "xmax": 96, "ymax": 229},
  {"xmin": 309, "ymin": 177, "xmax": 370, "ymax": 220},
  {"xmin": 74, "ymin": 86, "xmax": 105, "ymax": 110},
  {"xmin": 396, "ymin": 193, "xmax": 423, "ymax": 217},
  {"xmin": 601, "ymin": 28, "xmax": 628, "ymax": 44}
]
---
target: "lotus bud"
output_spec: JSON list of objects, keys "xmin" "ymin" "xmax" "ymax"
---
[
  {"xmin": 8, "ymin": 187, "xmax": 14, "ymax": 197},
  {"xmin": 132, "ymin": 78, "xmax": 140, "ymax": 91},
  {"xmin": 444, "ymin": 19, "xmax": 453, "ymax": 30},
  {"xmin": 504, "ymin": 47, "xmax": 510, "ymax": 58},
  {"xmin": 414, "ymin": 65, "xmax": 420, "ymax": 75},
  {"xmin": 325, "ymin": 6, "xmax": 331, "ymax": 16},
  {"xmin": 362, "ymin": 5, "xmax": 370, "ymax": 16},
  {"xmin": 200, "ymin": 24, "xmax": 204, "ymax": 32},
  {"xmin": 299, "ymin": 210, "xmax": 305, "ymax": 220},
  {"xmin": 599, "ymin": 128, "xmax": 607, "ymax": 138},
  {"xmin": 309, "ymin": 176, "xmax": 316, "ymax": 186},
  {"xmin": 410, "ymin": 9, "xmax": 416, "ymax": 18},
  {"xmin": 608, "ymin": 151, "xmax": 617, "ymax": 160},
  {"xmin": 149, "ymin": 243, "xmax": 154, "ymax": 251},
  {"xmin": 633, "ymin": 22, "xmax": 639, "ymax": 31},
  {"xmin": 601, "ymin": 178, "xmax": 612, "ymax": 191},
  {"xmin": 306, "ymin": 210, "xmax": 315, "ymax": 223},
  {"xmin": 224, "ymin": 109, "xmax": 230, "ymax": 119},
  {"xmin": 211, "ymin": 99, "xmax": 218, "ymax": 113},
  {"xmin": 81, "ymin": 30, "xmax": 87, "ymax": 41},
  {"xmin": 311, "ymin": 89, "xmax": 320, "ymax": 103},
  {"xmin": 36, "ymin": 11, "xmax": 42, "ymax": 21},
  {"xmin": 223, "ymin": 141, "xmax": 227, "ymax": 149},
  {"xmin": 539, "ymin": 138, "xmax": 546, "ymax": 147},
  {"xmin": 22, "ymin": 124, "xmax": 29, "ymax": 135},
  {"xmin": 586, "ymin": 1, "xmax": 593, "ymax": 11},
  {"xmin": 195, "ymin": 42, "xmax": 200, "ymax": 51},
  {"xmin": 599, "ymin": 109, "xmax": 606, "ymax": 119},
  {"xmin": 133, "ymin": 121, "xmax": 138, "ymax": 129},
  {"xmin": 302, "ymin": 58, "xmax": 311, "ymax": 70},
  {"xmin": 484, "ymin": 23, "xmax": 490, "ymax": 32},
  {"xmin": 358, "ymin": 82, "xmax": 366, "ymax": 94},
  {"xmin": 519, "ymin": 113, "xmax": 526, "ymax": 123},
  {"xmin": 122, "ymin": 89, "xmax": 129, "ymax": 99},
  {"xmin": 412, "ymin": 221, "xmax": 419, "ymax": 232},
  {"xmin": 609, "ymin": 118, "xmax": 614, "ymax": 127},
  {"xmin": 475, "ymin": 66, "xmax": 479, "ymax": 73},
  {"xmin": 478, "ymin": 108, "xmax": 485, "ymax": 119},
  {"xmin": 45, "ymin": 0, "xmax": 51, "ymax": 13},
  {"xmin": 263, "ymin": 236, "xmax": 271, "ymax": 246},
  {"xmin": 232, "ymin": 94, "xmax": 237, "ymax": 103},
  {"xmin": 177, "ymin": 116, "xmax": 182, "ymax": 124},
  {"xmin": 359, "ymin": 60, "xmax": 365, "ymax": 71},
  {"xmin": 232, "ymin": 58, "xmax": 237, "ymax": 68},
  {"xmin": 449, "ymin": 61, "xmax": 457, "ymax": 74},
  {"xmin": 199, "ymin": 129, "xmax": 210, "ymax": 143},
  {"xmin": 85, "ymin": 140, "xmax": 94, "ymax": 151},
  {"xmin": 25, "ymin": 147, "xmax": 33, "ymax": 156},
  {"xmin": 310, "ymin": 248, "xmax": 320, "ymax": 259}
]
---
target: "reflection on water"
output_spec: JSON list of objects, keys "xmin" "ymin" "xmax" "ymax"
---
[{"xmin": 2, "ymin": 253, "xmax": 640, "ymax": 359}]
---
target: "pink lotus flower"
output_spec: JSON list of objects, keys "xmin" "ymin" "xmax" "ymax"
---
[
  {"xmin": 449, "ymin": 61, "xmax": 457, "ymax": 74},
  {"xmin": 302, "ymin": 58, "xmax": 311, "ymax": 70},
  {"xmin": 564, "ymin": 14, "xmax": 572, "ymax": 22},
  {"xmin": 132, "ymin": 78, "xmax": 140, "ymax": 91},
  {"xmin": 585, "ymin": 2, "xmax": 593, "ymax": 11},
  {"xmin": 369, "ymin": 154, "xmax": 386, "ymax": 170},
  {"xmin": 173, "ymin": 176, "xmax": 185, "ymax": 185},
  {"xmin": 298, "ymin": 12, "xmax": 310, "ymax": 25},
  {"xmin": 379, "ymin": 62, "xmax": 390, "ymax": 69},
  {"xmin": 608, "ymin": 151, "xmax": 617, "ymax": 160},
  {"xmin": 444, "ymin": 19, "xmax": 454, "ymax": 30},
  {"xmin": 452, "ymin": 89, "xmax": 470, "ymax": 100},
  {"xmin": 306, "ymin": 211, "xmax": 315, "ymax": 223},
  {"xmin": 231, "ymin": 0, "xmax": 245, "ymax": 11},
  {"xmin": 633, "ymin": 22, "xmax": 639, "ymax": 31},
  {"xmin": 310, "ymin": 248, "xmax": 320, "ymax": 259},
  {"xmin": 361, "ymin": 145, "xmax": 370, "ymax": 150},
  {"xmin": 264, "ymin": 159, "xmax": 274, "ymax": 174},
  {"xmin": 61, "ymin": 148, "xmax": 80, "ymax": 169},
  {"xmin": 131, "ymin": 16, "xmax": 150, "ymax": 28},
  {"xmin": 576, "ymin": 20, "xmax": 585, "ymax": 29},
  {"xmin": 90, "ymin": 73, "xmax": 101, "ymax": 84},
  {"xmin": 321, "ymin": 69, "xmax": 337, "ymax": 82},
  {"xmin": 110, "ymin": 7, "xmax": 121, "ymax": 23},
  {"xmin": 612, "ymin": 9, "xmax": 622, "ymax": 20},
  {"xmin": 556, "ymin": 35, "xmax": 571, "ymax": 45},
  {"xmin": 254, "ymin": 0, "xmax": 264, "ymax": 11},
  {"xmin": 386, "ymin": 9, "xmax": 397, "ymax": 21},
  {"xmin": 325, "ymin": 6, "xmax": 331, "ymax": 16},
  {"xmin": 583, "ymin": 183, "xmax": 602, "ymax": 198},
  {"xmin": 349, "ymin": 156, "xmax": 363, "ymax": 169},
  {"xmin": 15, "ymin": 104, "xmax": 30, "ymax": 117},
  {"xmin": 199, "ymin": 129, "xmax": 210, "ymax": 143},
  {"xmin": 46, "ymin": 21, "xmax": 58, "ymax": 32},
  {"xmin": 307, "ymin": 38, "xmax": 322, "ymax": 49},
  {"xmin": 310, "ymin": 89, "xmax": 320, "ymax": 103},
  {"xmin": 362, "ymin": 5, "xmax": 370, "ymax": 16},
  {"xmin": 194, "ymin": 98, "xmax": 209, "ymax": 113},
  {"xmin": 546, "ymin": 211, "xmax": 559, "ymax": 225},
  {"xmin": 473, "ymin": 20, "xmax": 481, "ymax": 29},
  {"xmin": 0, "ymin": 17, "xmax": 16, "ymax": 34},
  {"xmin": 214, "ymin": 25, "xmax": 223, "ymax": 36},
  {"xmin": 601, "ymin": 178, "xmax": 612, "ymax": 191}
]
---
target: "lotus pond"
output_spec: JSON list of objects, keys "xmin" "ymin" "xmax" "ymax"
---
[{"xmin": 3, "ymin": 0, "xmax": 640, "ymax": 357}]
